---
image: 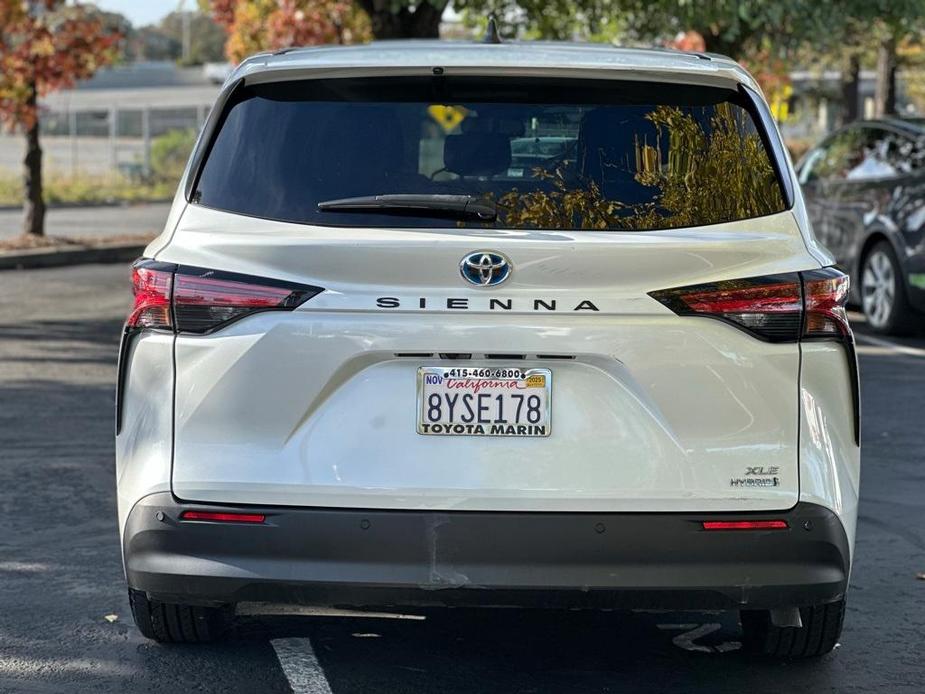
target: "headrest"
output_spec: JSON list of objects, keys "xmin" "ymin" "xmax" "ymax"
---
[{"xmin": 444, "ymin": 133, "xmax": 511, "ymax": 176}]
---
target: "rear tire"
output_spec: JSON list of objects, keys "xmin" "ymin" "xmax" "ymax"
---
[
  {"xmin": 740, "ymin": 599, "xmax": 845, "ymax": 658},
  {"xmin": 860, "ymin": 241, "xmax": 919, "ymax": 335},
  {"xmin": 129, "ymin": 589, "xmax": 230, "ymax": 643}
]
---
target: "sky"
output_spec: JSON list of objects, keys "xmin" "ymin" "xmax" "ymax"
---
[{"xmin": 90, "ymin": 0, "xmax": 179, "ymax": 27}]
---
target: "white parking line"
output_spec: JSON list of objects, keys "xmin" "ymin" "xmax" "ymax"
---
[
  {"xmin": 854, "ymin": 332, "xmax": 925, "ymax": 358},
  {"xmin": 272, "ymin": 638, "xmax": 333, "ymax": 694}
]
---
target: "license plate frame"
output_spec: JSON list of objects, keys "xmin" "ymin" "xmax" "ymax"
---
[{"xmin": 416, "ymin": 366, "xmax": 552, "ymax": 437}]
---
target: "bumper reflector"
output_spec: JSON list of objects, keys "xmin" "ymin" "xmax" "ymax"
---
[
  {"xmin": 180, "ymin": 510, "xmax": 266, "ymax": 524},
  {"xmin": 701, "ymin": 520, "xmax": 788, "ymax": 531}
]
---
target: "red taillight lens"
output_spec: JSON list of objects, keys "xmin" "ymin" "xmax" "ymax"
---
[
  {"xmin": 649, "ymin": 274, "xmax": 804, "ymax": 341},
  {"xmin": 180, "ymin": 510, "xmax": 266, "ymax": 523},
  {"xmin": 802, "ymin": 268, "xmax": 850, "ymax": 339},
  {"xmin": 649, "ymin": 268, "xmax": 853, "ymax": 345},
  {"xmin": 127, "ymin": 266, "xmax": 173, "ymax": 329},
  {"xmin": 702, "ymin": 520, "xmax": 789, "ymax": 531},
  {"xmin": 125, "ymin": 261, "xmax": 322, "ymax": 334},
  {"xmin": 174, "ymin": 273, "xmax": 316, "ymax": 334}
]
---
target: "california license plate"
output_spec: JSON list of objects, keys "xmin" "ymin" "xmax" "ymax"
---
[{"xmin": 417, "ymin": 367, "xmax": 551, "ymax": 436}]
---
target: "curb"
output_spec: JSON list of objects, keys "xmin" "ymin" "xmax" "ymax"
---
[{"xmin": 0, "ymin": 242, "xmax": 146, "ymax": 271}]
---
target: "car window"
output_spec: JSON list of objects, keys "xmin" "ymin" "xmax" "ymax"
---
[
  {"xmin": 882, "ymin": 129, "xmax": 925, "ymax": 174},
  {"xmin": 808, "ymin": 128, "xmax": 868, "ymax": 181},
  {"xmin": 845, "ymin": 128, "xmax": 904, "ymax": 180},
  {"xmin": 798, "ymin": 147, "xmax": 826, "ymax": 185},
  {"xmin": 812, "ymin": 126, "xmax": 925, "ymax": 183},
  {"xmin": 194, "ymin": 77, "xmax": 789, "ymax": 231}
]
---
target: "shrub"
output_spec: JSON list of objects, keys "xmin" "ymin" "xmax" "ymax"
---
[{"xmin": 149, "ymin": 128, "xmax": 197, "ymax": 183}]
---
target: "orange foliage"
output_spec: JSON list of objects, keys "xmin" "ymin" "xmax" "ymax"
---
[
  {"xmin": 667, "ymin": 31, "xmax": 706, "ymax": 53},
  {"xmin": 0, "ymin": 1, "xmax": 121, "ymax": 130},
  {"xmin": 205, "ymin": 0, "xmax": 371, "ymax": 63}
]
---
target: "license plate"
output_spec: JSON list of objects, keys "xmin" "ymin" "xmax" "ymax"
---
[{"xmin": 417, "ymin": 367, "xmax": 551, "ymax": 436}]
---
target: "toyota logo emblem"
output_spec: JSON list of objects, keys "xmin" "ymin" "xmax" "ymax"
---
[{"xmin": 460, "ymin": 251, "xmax": 511, "ymax": 287}]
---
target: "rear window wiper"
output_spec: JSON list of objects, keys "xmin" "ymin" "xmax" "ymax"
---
[{"xmin": 317, "ymin": 194, "xmax": 497, "ymax": 222}]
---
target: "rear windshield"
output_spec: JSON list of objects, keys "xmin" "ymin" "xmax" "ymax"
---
[{"xmin": 194, "ymin": 77, "xmax": 788, "ymax": 231}]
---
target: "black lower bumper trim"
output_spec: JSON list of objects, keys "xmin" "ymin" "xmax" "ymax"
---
[{"xmin": 124, "ymin": 494, "xmax": 850, "ymax": 611}]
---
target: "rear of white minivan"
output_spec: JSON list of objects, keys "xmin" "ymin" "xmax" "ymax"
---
[{"xmin": 117, "ymin": 59, "xmax": 859, "ymax": 656}]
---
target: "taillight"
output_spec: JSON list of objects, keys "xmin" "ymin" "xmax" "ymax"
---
[
  {"xmin": 648, "ymin": 274, "xmax": 804, "ymax": 341},
  {"xmin": 127, "ymin": 265, "xmax": 173, "ymax": 329},
  {"xmin": 648, "ymin": 267, "xmax": 852, "ymax": 344},
  {"xmin": 174, "ymin": 270, "xmax": 319, "ymax": 334},
  {"xmin": 801, "ymin": 268, "xmax": 851, "ymax": 340},
  {"xmin": 125, "ymin": 260, "xmax": 322, "ymax": 334}
]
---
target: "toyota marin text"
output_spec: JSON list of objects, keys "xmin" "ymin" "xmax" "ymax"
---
[{"xmin": 117, "ymin": 41, "xmax": 860, "ymax": 658}]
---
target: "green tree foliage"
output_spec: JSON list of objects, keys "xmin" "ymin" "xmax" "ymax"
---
[
  {"xmin": 607, "ymin": 0, "xmax": 838, "ymax": 58},
  {"xmin": 454, "ymin": 0, "xmax": 620, "ymax": 41},
  {"xmin": 158, "ymin": 11, "xmax": 227, "ymax": 65}
]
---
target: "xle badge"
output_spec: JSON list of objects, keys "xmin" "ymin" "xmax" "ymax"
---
[{"xmin": 730, "ymin": 466, "xmax": 780, "ymax": 488}]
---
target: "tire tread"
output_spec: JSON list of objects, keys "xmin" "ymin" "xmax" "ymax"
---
[
  {"xmin": 128, "ymin": 589, "xmax": 227, "ymax": 643},
  {"xmin": 741, "ymin": 599, "xmax": 845, "ymax": 659}
]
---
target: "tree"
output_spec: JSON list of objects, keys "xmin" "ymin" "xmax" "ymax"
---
[
  {"xmin": 611, "ymin": 1, "xmax": 840, "ymax": 58},
  {"xmin": 454, "ymin": 0, "xmax": 620, "ymax": 41},
  {"xmin": 867, "ymin": 1, "xmax": 925, "ymax": 117},
  {"xmin": 354, "ymin": 1, "xmax": 448, "ymax": 39},
  {"xmin": 455, "ymin": 1, "xmax": 834, "ymax": 55},
  {"xmin": 158, "ymin": 10, "xmax": 227, "ymax": 65},
  {"xmin": 875, "ymin": 34, "xmax": 898, "ymax": 117},
  {"xmin": 0, "ymin": 1, "xmax": 120, "ymax": 237},
  {"xmin": 615, "ymin": 1, "xmax": 925, "ymax": 121},
  {"xmin": 206, "ymin": 0, "xmax": 371, "ymax": 62},
  {"xmin": 205, "ymin": 1, "xmax": 454, "ymax": 48}
]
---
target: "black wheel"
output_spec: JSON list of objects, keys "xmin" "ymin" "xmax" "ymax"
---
[
  {"xmin": 740, "ymin": 599, "xmax": 845, "ymax": 658},
  {"xmin": 860, "ymin": 240, "xmax": 918, "ymax": 335},
  {"xmin": 129, "ymin": 589, "xmax": 230, "ymax": 643}
]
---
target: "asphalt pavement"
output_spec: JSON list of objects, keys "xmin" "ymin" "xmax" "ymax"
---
[
  {"xmin": 0, "ymin": 203, "xmax": 171, "ymax": 241},
  {"xmin": 1, "ymin": 263, "xmax": 924, "ymax": 693}
]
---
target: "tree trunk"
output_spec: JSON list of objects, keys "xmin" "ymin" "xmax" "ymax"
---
[
  {"xmin": 875, "ymin": 34, "xmax": 897, "ymax": 117},
  {"xmin": 358, "ymin": 1, "xmax": 447, "ymax": 39},
  {"xmin": 23, "ymin": 81, "xmax": 45, "ymax": 238},
  {"xmin": 841, "ymin": 53, "xmax": 860, "ymax": 125}
]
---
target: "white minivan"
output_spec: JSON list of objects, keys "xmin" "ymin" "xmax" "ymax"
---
[{"xmin": 117, "ymin": 41, "xmax": 859, "ymax": 658}]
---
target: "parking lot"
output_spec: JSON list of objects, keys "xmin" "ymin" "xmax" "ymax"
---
[{"xmin": 0, "ymin": 263, "xmax": 923, "ymax": 693}]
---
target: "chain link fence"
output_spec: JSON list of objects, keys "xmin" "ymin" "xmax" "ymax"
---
[{"xmin": 0, "ymin": 104, "xmax": 211, "ymax": 181}]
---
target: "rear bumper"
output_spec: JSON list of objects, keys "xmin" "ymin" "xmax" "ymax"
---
[{"xmin": 124, "ymin": 493, "xmax": 850, "ymax": 611}]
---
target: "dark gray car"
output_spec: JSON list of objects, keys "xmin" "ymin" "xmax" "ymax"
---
[{"xmin": 798, "ymin": 118, "xmax": 925, "ymax": 334}]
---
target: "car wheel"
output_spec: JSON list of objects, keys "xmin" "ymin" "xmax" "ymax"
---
[
  {"xmin": 129, "ymin": 589, "xmax": 230, "ymax": 643},
  {"xmin": 861, "ymin": 241, "xmax": 918, "ymax": 335},
  {"xmin": 740, "ymin": 599, "xmax": 845, "ymax": 658}
]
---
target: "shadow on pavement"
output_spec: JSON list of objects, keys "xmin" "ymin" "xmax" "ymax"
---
[{"xmin": 228, "ymin": 608, "xmax": 842, "ymax": 694}]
